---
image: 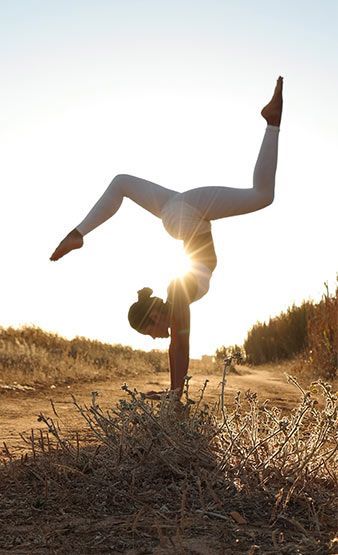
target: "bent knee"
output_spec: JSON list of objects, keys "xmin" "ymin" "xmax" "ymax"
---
[
  {"xmin": 113, "ymin": 173, "xmax": 131, "ymax": 185},
  {"xmin": 112, "ymin": 174, "xmax": 134, "ymax": 195},
  {"xmin": 258, "ymin": 190, "xmax": 275, "ymax": 209},
  {"xmin": 265, "ymin": 191, "xmax": 275, "ymax": 207}
]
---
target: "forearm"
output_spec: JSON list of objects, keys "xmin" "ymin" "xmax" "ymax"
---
[
  {"xmin": 167, "ymin": 287, "xmax": 190, "ymax": 397},
  {"xmin": 169, "ymin": 339, "xmax": 189, "ymax": 395}
]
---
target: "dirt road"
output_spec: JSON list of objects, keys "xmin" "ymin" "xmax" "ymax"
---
[{"xmin": 0, "ymin": 364, "xmax": 303, "ymax": 458}]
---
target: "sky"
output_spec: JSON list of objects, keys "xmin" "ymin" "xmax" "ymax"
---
[{"xmin": 1, "ymin": 0, "xmax": 337, "ymax": 358}]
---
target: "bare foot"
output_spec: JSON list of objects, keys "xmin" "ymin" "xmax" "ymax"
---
[
  {"xmin": 261, "ymin": 76, "xmax": 283, "ymax": 126},
  {"xmin": 50, "ymin": 228, "xmax": 83, "ymax": 261}
]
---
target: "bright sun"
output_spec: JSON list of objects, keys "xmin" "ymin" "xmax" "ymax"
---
[
  {"xmin": 153, "ymin": 239, "xmax": 193, "ymax": 293},
  {"xmin": 168, "ymin": 247, "xmax": 192, "ymax": 278}
]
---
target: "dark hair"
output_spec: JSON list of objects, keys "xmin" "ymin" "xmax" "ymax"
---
[{"xmin": 128, "ymin": 288, "xmax": 163, "ymax": 333}]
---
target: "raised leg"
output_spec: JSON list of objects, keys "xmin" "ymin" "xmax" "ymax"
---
[
  {"xmin": 50, "ymin": 174, "xmax": 177, "ymax": 261},
  {"xmin": 77, "ymin": 174, "xmax": 177, "ymax": 236},
  {"xmin": 181, "ymin": 77, "xmax": 283, "ymax": 220}
]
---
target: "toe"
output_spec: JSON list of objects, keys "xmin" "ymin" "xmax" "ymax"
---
[{"xmin": 276, "ymin": 76, "xmax": 283, "ymax": 90}]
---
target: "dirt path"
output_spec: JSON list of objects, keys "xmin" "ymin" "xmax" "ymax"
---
[{"xmin": 0, "ymin": 364, "xmax": 302, "ymax": 458}]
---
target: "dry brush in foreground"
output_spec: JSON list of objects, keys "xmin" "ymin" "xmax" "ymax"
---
[{"xmin": 0, "ymin": 372, "xmax": 337, "ymax": 554}]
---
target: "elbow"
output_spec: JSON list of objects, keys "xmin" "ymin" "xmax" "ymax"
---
[
  {"xmin": 170, "ymin": 329, "xmax": 190, "ymax": 349},
  {"xmin": 171, "ymin": 327, "xmax": 190, "ymax": 340}
]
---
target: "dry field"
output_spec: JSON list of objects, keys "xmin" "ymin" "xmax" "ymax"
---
[
  {"xmin": 0, "ymin": 362, "xmax": 307, "ymax": 457},
  {"xmin": 1, "ymin": 362, "xmax": 337, "ymax": 554}
]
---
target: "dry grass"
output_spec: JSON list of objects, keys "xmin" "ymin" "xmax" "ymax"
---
[
  {"xmin": 243, "ymin": 282, "xmax": 337, "ymax": 380},
  {"xmin": 1, "ymin": 362, "xmax": 337, "ymax": 554},
  {"xmin": 0, "ymin": 325, "xmax": 169, "ymax": 388}
]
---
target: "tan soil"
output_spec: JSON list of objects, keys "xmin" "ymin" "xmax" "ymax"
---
[{"xmin": 0, "ymin": 363, "xmax": 303, "ymax": 459}]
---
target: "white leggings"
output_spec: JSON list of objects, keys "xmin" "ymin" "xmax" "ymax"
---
[{"xmin": 77, "ymin": 125, "xmax": 280, "ymax": 236}]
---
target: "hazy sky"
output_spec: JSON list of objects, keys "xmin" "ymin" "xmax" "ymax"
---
[{"xmin": 1, "ymin": 0, "xmax": 337, "ymax": 358}]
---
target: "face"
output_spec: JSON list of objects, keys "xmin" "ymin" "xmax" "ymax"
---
[{"xmin": 143, "ymin": 306, "xmax": 170, "ymax": 339}]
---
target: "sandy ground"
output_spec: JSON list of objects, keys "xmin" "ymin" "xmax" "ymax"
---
[{"xmin": 0, "ymin": 362, "xmax": 306, "ymax": 459}]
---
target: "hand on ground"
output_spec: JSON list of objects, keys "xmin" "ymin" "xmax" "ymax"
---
[{"xmin": 142, "ymin": 390, "xmax": 168, "ymax": 400}]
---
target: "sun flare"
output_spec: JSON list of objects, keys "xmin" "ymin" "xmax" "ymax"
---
[{"xmin": 167, "ymin": 247, "xmax": 193, "ymax": 279}]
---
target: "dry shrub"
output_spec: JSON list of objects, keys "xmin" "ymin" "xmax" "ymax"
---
[{"xmin": 1, "ymin": 371, "xmax": 337, "ymax": 554}]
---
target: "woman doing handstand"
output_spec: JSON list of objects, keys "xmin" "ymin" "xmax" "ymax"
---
[{"xmin": 50, "ymin": 76, "xmax": 283, "ymax": 400}]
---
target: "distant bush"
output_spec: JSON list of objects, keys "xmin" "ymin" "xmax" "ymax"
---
[
  {"xmin": 243, "ymin": 283, "xmax": 337, "ymax": 380},
  {"xmin": 214, "ymin": 345, "xmax": 245, "ymax": 368},
  {"xmin": 243, "ymin": 302, "xmax": 309, "ymax": 365},
  {"xmin": 307, "ymin": 284, "xmax": 337, "ymax": 379},
  {"xmin": 0, "ymin": 326, "xmax": 168, "ymax": 386}
]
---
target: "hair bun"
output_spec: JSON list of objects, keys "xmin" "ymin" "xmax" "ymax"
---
[{"xmin": 137, "ymin": 287, "xmax": 153, "ymax": 301}]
